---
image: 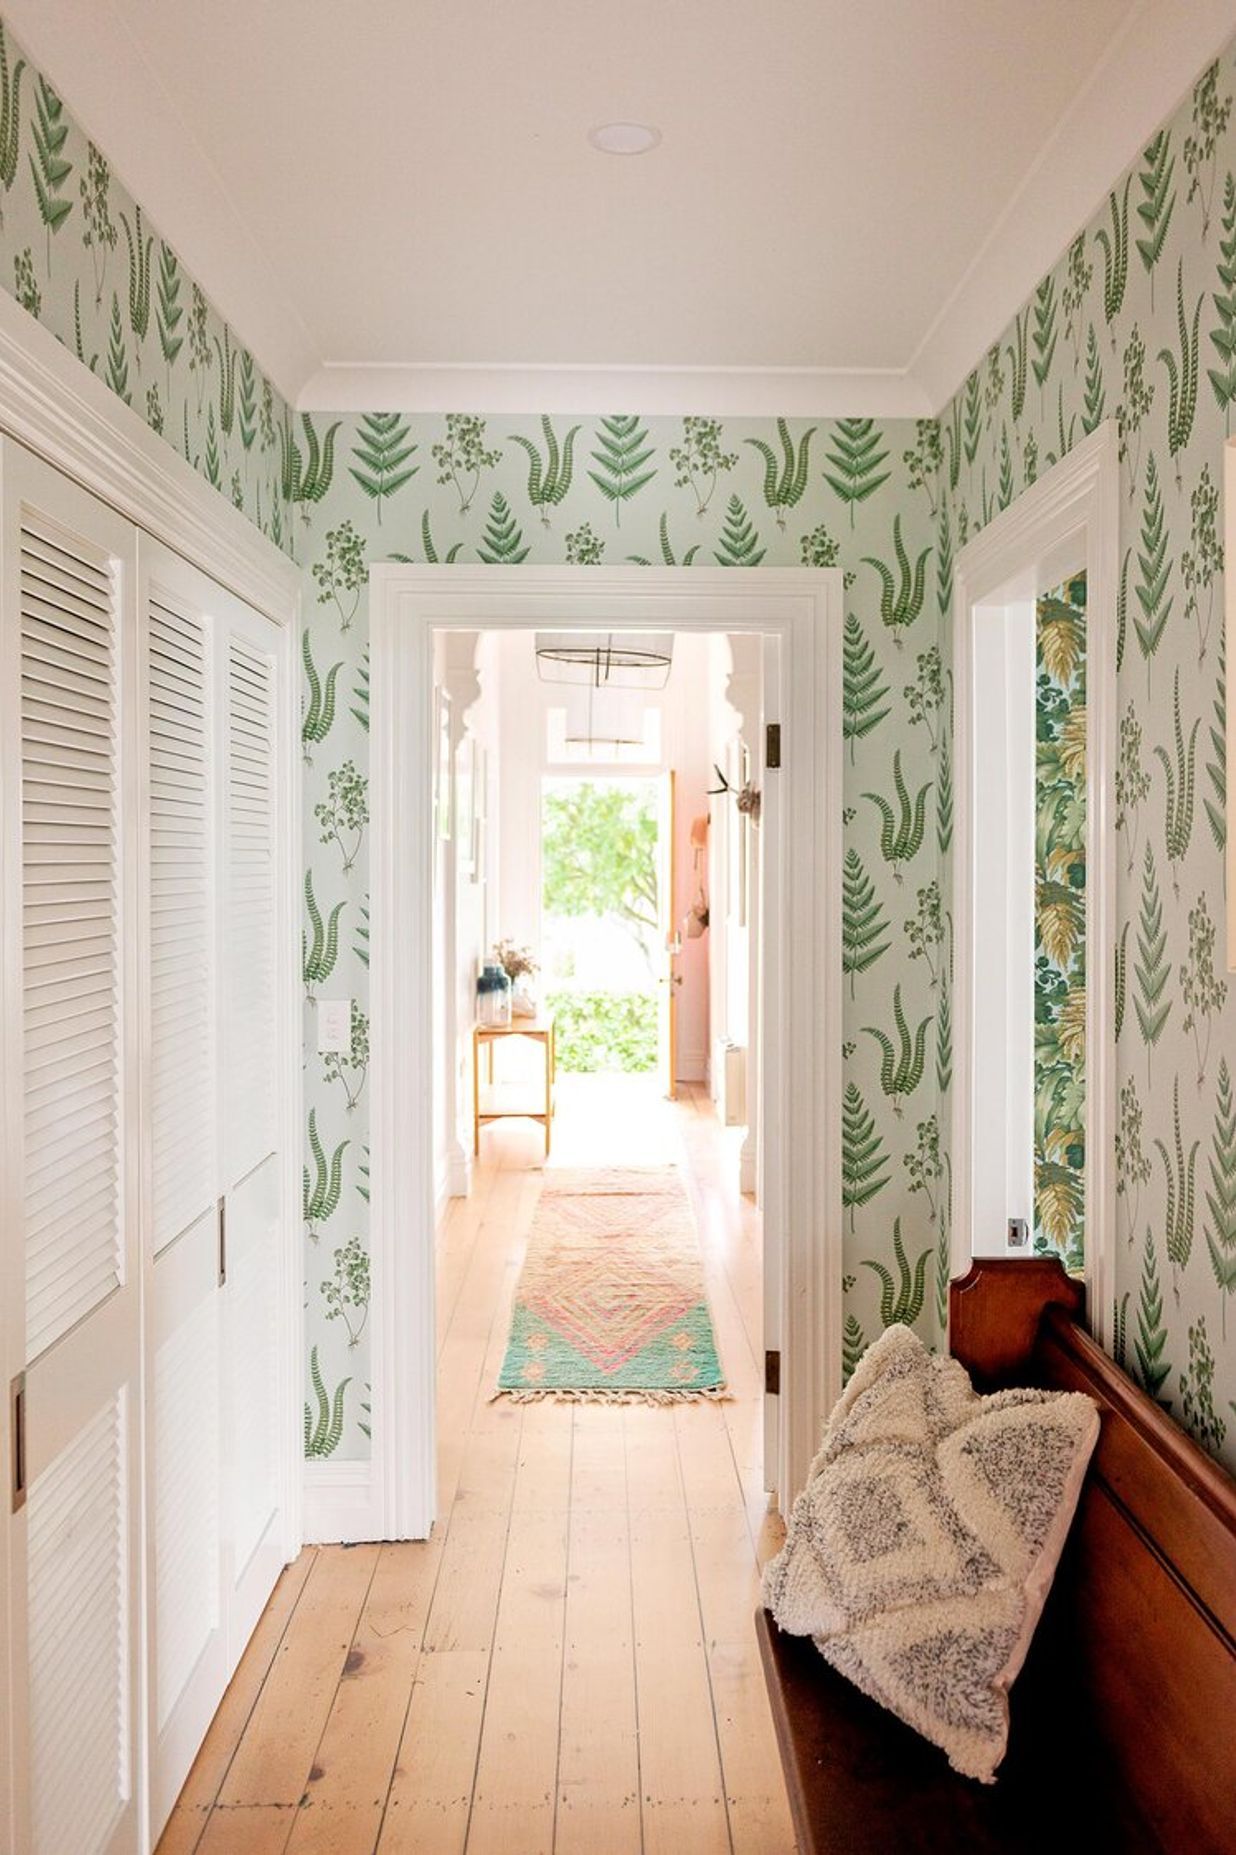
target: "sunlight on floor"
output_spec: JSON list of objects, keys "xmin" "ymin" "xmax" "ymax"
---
[{"xmin": 486, "ymin": 1054, "xmax": 748, "ymax": 1175}]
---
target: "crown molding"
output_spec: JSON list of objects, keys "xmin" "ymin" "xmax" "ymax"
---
[
  {"xmin": 0, "ymin": 0, "xmax": 319, "ymax": 405},
  {"xmin": 910, "ymin": 0, "xmax": 1236, "ymax": 410},
  {"xmin": 297, "ymin": 362, "xmax": 933, "ymax": 419}
]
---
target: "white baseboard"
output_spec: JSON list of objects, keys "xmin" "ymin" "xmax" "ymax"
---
[
  {"xmin": 303, "ymin": 1459, "xmax": 383, "ymax": 1544},
  {"xmin": 739, "ymin": 1130, "xmax": 757, "ymax": 1198},
  {"xmin": 675, "ymin": 1049, "xmax": 708, "ymax": 1084},
  {"xmin": 445, "ymin": 1140, "xmax": 472, "ymax": 1198}
]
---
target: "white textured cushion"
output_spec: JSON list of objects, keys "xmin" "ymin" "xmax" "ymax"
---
[{"xmin": 762, "ymin": 1323, "xmax": 1099, "ymax": 1782}]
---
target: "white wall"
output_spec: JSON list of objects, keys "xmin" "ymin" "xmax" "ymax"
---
[
  {"xmin": 493, "ymin": 629, "xmax": 712, "ymax": 1082},
  {"xmin": 434, "ymin": 632, "xmax": 501, "ymax": 1201},
  {"xmin": 970, "ymin": 599, "xmax": 1036, "ymax": 1250},
  {"xmin": 706, "ymin": 634, "xmax": 761, "ymax": 1129}
]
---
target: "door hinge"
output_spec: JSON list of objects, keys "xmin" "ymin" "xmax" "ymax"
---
[
  {"xmin": 765, "ymin": 723, "xmax": 781, "ymax": 769},
  {"xmin": 10, "ymin": 1372, "xmax": 26, "ymax": 1513},
  {"xmin": 217, "ymin": 1195, "xmax": 228, "ymax": 1287},
  {"xmin": 764, "ymin": 1349, "xmax": 781, "ymax": 1396}
]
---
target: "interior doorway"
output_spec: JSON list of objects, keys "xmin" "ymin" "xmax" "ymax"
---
[
  {"xmin": 952, "ymin": 424, "xmax": 1118, "ymax": 1331},
  {"xmin": 465, "ymin": 643, "xmax": 736, "ymax": 1417},
  {"xmin": 366, "ymin": 567, "xmax": 844, "ymax": 1543}
]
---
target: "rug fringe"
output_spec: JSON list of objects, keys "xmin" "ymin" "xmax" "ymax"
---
[{"xmin": 489, "ymin": 1386, "xmax": 733, "ymax": 1407}]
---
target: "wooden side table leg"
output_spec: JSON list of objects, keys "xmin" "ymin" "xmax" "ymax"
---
[
  {"xmin": 473, "ymin": 1031, "xmax": 479, "ymax": 1158},
  {"xmin": 544, "ymin": 1033, "xmax": 552, "ymax": 1159}
]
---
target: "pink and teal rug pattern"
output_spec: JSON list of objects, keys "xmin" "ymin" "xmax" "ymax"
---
[{"xmin": 496, "ymin": 1168, "xmax": 728, "ymax": 1403}]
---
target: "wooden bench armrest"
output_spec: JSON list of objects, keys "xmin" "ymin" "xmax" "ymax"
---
[{"xmin": 948, "ymin": 1255, "xmax": 1084, "ymax": 1386}]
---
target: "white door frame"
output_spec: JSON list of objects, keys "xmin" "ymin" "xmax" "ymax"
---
[
  {"xmin": 951, "ymin": 422, "xmax": 1119, "ymax": 1336},
  {"xmin": 366, "ymin": 566, "xmax": 843, "ymax": 1539}
]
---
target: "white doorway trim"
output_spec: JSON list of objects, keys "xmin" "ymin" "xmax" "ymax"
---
[
  {"xmin": 951, "ymin": 422, "xmax": 1119, "ymax": 1338},
  {"xmin": 365, "ymin": 566, "xmax": 843, "ymax": 1540}
]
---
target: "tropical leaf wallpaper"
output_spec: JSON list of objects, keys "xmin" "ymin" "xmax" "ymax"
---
[
  {"xmin": 4, "ymin": 5, "xmax": 1236, "ymax": 1476},
  {"xmin": 1035, "ymin": 573, "xmax": 1087, "ymax": 1270},
  {"xmin": 0, "ymin": 18, "xmax": 294, "ymax": 550},
  {"xmin": 299, "ymin": 413, "xmax": 943, "ymax": 1455},
  {"xmin": 937, "ymin": 49, "xmax": 1236, "ymax": 1470}
]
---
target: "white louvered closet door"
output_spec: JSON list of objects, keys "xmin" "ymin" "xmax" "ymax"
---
[
  {"xmin": 137, "ymin": 542, "xmax": 291, "ymax": 1841},
  {"xmin": 0, "ymin": 447, "xmax": 142, "ymax": 1855},
  {"xmin": 218, "ymin": 597, "xmax": 288, "ymax": 1666},
  {"xmin": 137, "ymin": 539, "xmax": 226, "ymax": 1837}
]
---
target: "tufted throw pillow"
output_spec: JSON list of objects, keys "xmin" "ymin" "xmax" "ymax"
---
[{"xmin": 762, "ymin": 1323, "xmax": 1099, "ymax": 1782}]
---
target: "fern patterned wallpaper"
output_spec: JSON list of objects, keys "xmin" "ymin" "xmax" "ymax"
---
[
  {"xmin": 4, "ymin": 0, "xmax": 1235, "ymax": 1475},
  {"xmin": 298, "ymin": 416, "xmax": 943, "ymax": 1457},
  {"xmin": 935, "ymin": 46, "xmax": 1236, "ymax": 1471},
  {"xmin": 0, "ymin": 18, "xmax": 294, "ymax": 550}
]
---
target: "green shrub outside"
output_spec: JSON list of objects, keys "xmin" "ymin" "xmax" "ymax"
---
[{"xmin": 546, "ymin": 990, "xmax": 658, "ymax": 1073}]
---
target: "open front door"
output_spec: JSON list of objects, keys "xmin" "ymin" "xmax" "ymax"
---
[{"xmin": 657, "ymin": 770, "xmax": 680, "ymax": 1099}]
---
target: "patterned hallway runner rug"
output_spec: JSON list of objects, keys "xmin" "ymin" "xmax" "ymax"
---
[{"xmin": 495, "ymin": 1167, "xmax": 729, "ymax": 1403}]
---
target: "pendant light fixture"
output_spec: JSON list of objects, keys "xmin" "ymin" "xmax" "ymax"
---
[{"xmin": 534, "ymin": 630, "xmax": 673, "ymax": 691}]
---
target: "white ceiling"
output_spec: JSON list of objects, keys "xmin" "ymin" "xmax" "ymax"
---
[{"xmin": 9, "ymin": 0, "xmax": 1236, "ymax": 413}]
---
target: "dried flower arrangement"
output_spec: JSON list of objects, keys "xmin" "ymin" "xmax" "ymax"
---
[{"xmin": 493, "ymin": 939, "xmax": 539, "ymax": 982}]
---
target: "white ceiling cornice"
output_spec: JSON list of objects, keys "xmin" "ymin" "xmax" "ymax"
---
[
  {"xmin": 0, "ymin": 0, "xmax": 319, "ymax": 403},
  {"xmin": 297, "ymin": 363, "xmax": 933, "ymax": 419},
  {"xmin": 910, "ymin": 0, "xmax": 1236, "ymax": 411}
]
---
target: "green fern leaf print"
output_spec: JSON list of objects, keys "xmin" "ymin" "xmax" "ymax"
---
[
  {"xmin": 28, "ymin": 75, "xmax": 71, "ymax": 269},
  {"xmin": 823, "ymin": 418, "xmax": 890, "ymax": 525},
  {"xmin": 587, "ymin": 413, "xmax": 656, "ymax": 525},
  {"xmin": 714, "ymin": 495, "xmax": 766, "ymax": 567},
  {"xmin": 477, "ymin": 490, "xmax": 530, "ymax": 563},
  {"xmin": 1136, "ymin": 129, "xmax": 1177, "ymax": 305},
  {"xmin": 349, "ymin": 411, "xmax": 418, "ymax": 522}
]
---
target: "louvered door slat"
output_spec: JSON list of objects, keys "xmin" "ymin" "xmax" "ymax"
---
[
  {"xmin": 225, "ymin": 637, "xmax": 276, "ymax": 1182},
  {"xmin": 27, "ymin": 1396, "xmax": 130, "ymax": 1855},
  {"xmin": 147, "ymin": 585, "xmax": 214, "ymax": 1257},
  {"xmin": 21, "ymin": 515, "xmax": 121, "ymax": 1363}
]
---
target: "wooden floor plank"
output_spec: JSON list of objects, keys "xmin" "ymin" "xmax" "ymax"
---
[
  {"xmin": 465, "ymin": 1505, "xmax": 570, "ymax": 1855},
  {"xmin": 555, "ymin": 1466, "xmax": 642, "ymax": 1855},
  {"xmin": 377, "ymin": 1648, "xmax": 491, "ymax": 1855},
  {"xmin": 626, "ymin": 1406, "xmax": 732, "ymax": 1855}
]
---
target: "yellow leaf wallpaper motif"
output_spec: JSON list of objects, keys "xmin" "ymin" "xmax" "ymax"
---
[{"xmin": 1033, "ymin": 572, "xmax": 1087, "ymax": 1271}]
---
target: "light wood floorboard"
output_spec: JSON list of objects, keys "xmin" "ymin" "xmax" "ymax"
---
[{"xmin": 158, "ymin": 1079, "xmax": 794, "ymax": 1854}]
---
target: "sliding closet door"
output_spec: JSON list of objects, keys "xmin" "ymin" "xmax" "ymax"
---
[
  {"xmin": 138, "ymin": 541, "xmax": 226, "ymax": 1833},
  {"xmin": 0, "ymin": 446, "xmax": 141, "ymax": 1855},
  {"xmin": 218, "ymin": 604, "xmax": 287, "ymax": 1657}
]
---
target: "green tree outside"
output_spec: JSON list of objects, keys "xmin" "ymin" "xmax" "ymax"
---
[{"xmin": 541, "ymin": 779, "xmax": 661, "ymax": 1072}]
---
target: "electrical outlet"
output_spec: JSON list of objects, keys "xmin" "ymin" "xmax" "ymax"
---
[
  {"xmin": 1007, "ymin": 1217, "xmax": 1030, "ymax": 1251},
  {"xmin": 318, "ymin": 997, "xmax": 352, "ymax": 1054}
]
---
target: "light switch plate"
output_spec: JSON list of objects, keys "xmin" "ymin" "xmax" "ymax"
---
[{"xmin": 318, "ymin": 997, "xmax": 352, "ymax": 1054}]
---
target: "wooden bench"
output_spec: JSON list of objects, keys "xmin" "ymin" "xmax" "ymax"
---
[{"xmin": 757, "ymin": 1257, "xmax": 1236, "ymax": 1855}]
